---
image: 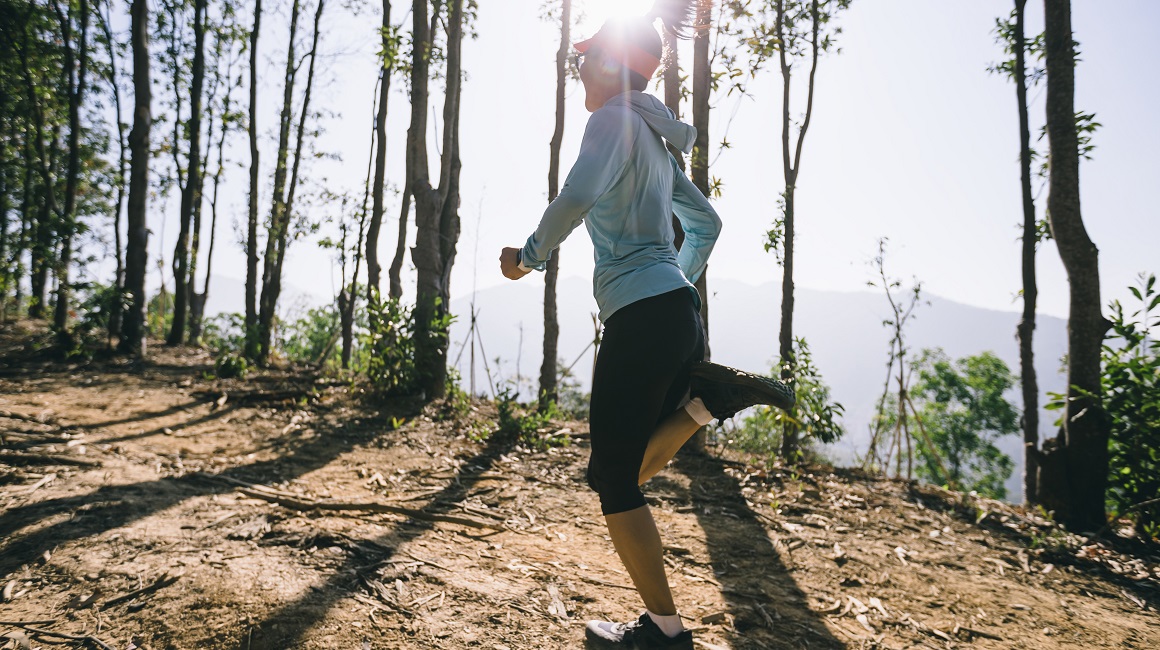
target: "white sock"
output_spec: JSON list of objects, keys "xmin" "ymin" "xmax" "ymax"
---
[
  {"xmin": 682, "ymin": 397, "xmax": 714, "ymax": 426},
  {"xmin": 647, "ymin": 610, "xmax": 684, "ymax": 638}
]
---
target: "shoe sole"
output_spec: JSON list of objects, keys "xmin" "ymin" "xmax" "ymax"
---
[{"xmin": 690, "ymin": 361, "xmax": 796, "ymax": 412}]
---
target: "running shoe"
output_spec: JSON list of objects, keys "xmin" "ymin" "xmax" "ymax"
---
[
  {"xmin": 689, "ymin": 360, "xmax": 796, "ymax": 420},
  {"xmin": 585, "ymin": 613, "xmax": 694, "ymax": 648}
]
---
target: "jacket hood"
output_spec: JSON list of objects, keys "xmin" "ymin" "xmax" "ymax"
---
[{"xmin": 605, "ymin": 91, "xmax": 697, "ymax": 155}]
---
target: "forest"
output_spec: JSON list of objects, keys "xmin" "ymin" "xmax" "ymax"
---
[{"xmin": 0, "ymin": 0, "xmax": 1157, "ymax": 648}]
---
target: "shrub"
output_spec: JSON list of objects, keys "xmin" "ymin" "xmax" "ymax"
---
[
  {"xmin": 733, "ymin": 337, "xmax": 845, "ymax": 460},
  {"xmin": 1099, "ymin": 273, "xmax": 1159, "ymax": 538}
]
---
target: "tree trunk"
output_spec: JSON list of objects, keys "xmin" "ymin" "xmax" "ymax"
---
[
  {"xmin": 1039, "ymin": 0, "xmax": 1109, "ymax": 532},
  {"xmin": 256, "ymin": 0, "xmax": 303, "ymax": 362},
  {"xmin": 16, "ymin": 32, "xmax": 58, "ymax": 320},
  {"xmin": 168, "ymin": 0, "xmax": 206, "ymax": 346},
  {"xmin": 53, "ymin": 0, "xmax": 90, "ymax": 339},
  {"xmin": 388, "ymin": 184, "xmax": 411, "ymax": 300},
  {"xmin": 244, "ymin": 0, "xmax": 262, "ymax": 359},
  {"xmin": 777, "ymin": 0, "xmax": 821, "ymax": 462},
  {"xmin": 0, "ymin": 117, "xmax": 9, "ymax": 322},
  {"xmin": 690, "ymin": 0, "xmax": 711, "ymax": 339},
  {"xmin": 539, "ymin": 0, "xmax": 569, "ymax": 411},
  {"xmin": 191, "ymin": 49, "xmax": 236, "ymax": 346},
  {"xmin": 366, "ymin": 0, "xmax": 391, "ymax": 301},
  {"xmin": 1011, "ymin": 0, "xmax": 1040, "ymax": 505},
  {"xmin": 411, "ymin": 0, "xmax": 464, "ymax": 400},
  {"xmin": 99, "ymin": 0, "xmax": 127, "ymax": 344},
  {"xmin": 259, "ymin": 0, "xmax": 324, "ymax": 363},
  {"xmin": 120, "ymin": 0, "xmax": 151, "ymax": 357}
]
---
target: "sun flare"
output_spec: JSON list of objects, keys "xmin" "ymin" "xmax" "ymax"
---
[{"xmin": 576, "ymin": 0, "xmax": 656, "ymax": 34}]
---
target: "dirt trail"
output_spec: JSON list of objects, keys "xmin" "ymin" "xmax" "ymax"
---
[{"xmin": 1, "ymin": 321, "xmax": 1158, "ymax": 649}]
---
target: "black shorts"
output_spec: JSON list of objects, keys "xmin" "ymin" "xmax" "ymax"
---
[{"xmin": 586, "ymin": 287, "xmax": 705, "ymax": 515}]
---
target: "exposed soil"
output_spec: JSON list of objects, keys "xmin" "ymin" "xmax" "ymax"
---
[{"xmin": 1, "ymin": 320, "xmax": 1158, "ymax": 650}]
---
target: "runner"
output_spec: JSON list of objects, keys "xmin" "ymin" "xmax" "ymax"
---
[{"xmin": 499, "ymin": 2, "xmax": 794, "ymax": 646}]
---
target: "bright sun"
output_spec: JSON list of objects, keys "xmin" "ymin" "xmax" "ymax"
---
[{"xmin": 576, "ymin": 0, "xmax": 656, "ymax": 34}]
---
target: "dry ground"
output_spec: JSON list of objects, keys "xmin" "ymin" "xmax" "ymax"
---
[{"xmin": 1, "ymin": 320, "xmax": 1158, "ymax": 650}]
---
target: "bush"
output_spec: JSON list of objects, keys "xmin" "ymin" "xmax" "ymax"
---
[
  {"xmin": 281, "ymin": 304, "xmax": 340, "ymax": 366},
  {"xmin": 496, "ymin": 385, "xmax": 568, "ymax": 450},
  {"xmin": 1100, "ymin": 274, "xmax": 1160, "ymax": 538},
  {"xmin": 732, "ymin": 338, "xmax": 845, "ymax": 460},
  {"xmin": 363, "ymin": 296, "xmax": 420, "ymax": 395},
  {"xmin": 202, "ymin": 312, "xmax": 247, "ymax": 356},
  {"xmin": 214, "ymin": 353, "xmax": 249, "ymax": 379}
]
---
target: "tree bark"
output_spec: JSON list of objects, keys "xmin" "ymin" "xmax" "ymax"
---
[
  {"xmin": 1039, "ymin": 0, "xmax": 1108, "ymax": 531},
  {"xmin": 190, "ymin": 45, "xmax": 237, "ymax": 346},
  {"xmin": 53, "ymin": 0, "xmax": 90, "ymax": 339},
  {"xmin": 1010, "ymin": 0, "xmax": 1040, "ymax": 506},
  {"xmin": 244, "ymin": 0, "xmax": 262, "ymax": 359},
  {"xmin": 120, "ymin": 0, "xmax": 151, "ymax": 356},
  {"xmin": 99, "ymin": 0, "xmax": 127, "ymax": 344},
  {"xmin": 777, "ymin": 0, "xmax": 821, "ymax": 462},
  {"xmin": 366, "ymin": 0, "xmax": 391, "ymax": 301},
  {"xmin": 16, "ymin": 25, "xmax": 58, "ymax": 320},
  {"xmin": 539, "ymin": 0, "xmax": 569, "ymax": 411},
  {"xmin": 168, "ymin": 0, "xmax": 206, "ymax": 346},
  {"xmin": 256, "ymin": 0, "xmax": 303, "ymax": 362},
  {"xmin": 258, "ymin": 0, "xmax": 324, "ymax": 363},
  {"xmin": 411, "ymin": 0, "xmax": 464, "ymax": 399}
]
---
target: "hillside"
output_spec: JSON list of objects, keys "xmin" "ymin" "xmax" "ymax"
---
[{"xmin": 1, "ymin": 322, "xmax": 1156, "ymax": 650}]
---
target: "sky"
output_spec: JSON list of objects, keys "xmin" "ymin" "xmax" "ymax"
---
[{"xmin": 118, "ymin": 0, "xmax": 1159, "ymax": 327}]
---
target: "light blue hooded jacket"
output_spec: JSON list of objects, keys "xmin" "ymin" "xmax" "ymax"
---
[{"xmin": 519, "ymin": 90, "xmax": 722, "ymax": 322}]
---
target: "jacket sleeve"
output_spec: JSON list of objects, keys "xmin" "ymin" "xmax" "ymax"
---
[
  {"xmin": 671, "ymin": 154, "xmax": 722, "ymax": 284},
  {"xmin": 519, "ymin": 108, "xmax": 634, "ymax": 270}
]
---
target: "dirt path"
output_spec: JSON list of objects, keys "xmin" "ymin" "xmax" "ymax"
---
[{"xmin": 1, "ymin": 322, "xmax": 1158, "ymax": 649}]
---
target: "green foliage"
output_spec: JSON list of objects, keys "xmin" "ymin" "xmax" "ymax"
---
[
  {"xmin": 363, "ymin": 296, "xmax": 419, "ymax": 395},
  {"xmin": 281, "ymin": 304, "xmax": 339, "ymax": 366},
  {"xmin": 763, "ymin": 191, "xmax": 787, "ymax": 266},
  {"xmin": 733, "ymin": 338, "xmax": 845, "ymax": 459},
  {"xmin": 214, "ymin": 353, "xmax": 249, "ymax": 379},
  {"xmin": 496, "ymin": 384, "xmax": 568, "ymax": 451},
  {"xmin": 202, "ymin": 312, "xmax": 247, "ymax": 356},
  {"xmin": 902, "ymin": 349, "xmax": 1019, "ymax": 499},
  {"xmin": 1098, "ymin": 274, "xmax": 1160, "ymax": 537}
]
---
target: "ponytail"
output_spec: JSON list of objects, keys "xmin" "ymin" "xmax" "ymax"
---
[{"xmin": 648, "ymin": 0, "xmax": 697, "ymax": 39}]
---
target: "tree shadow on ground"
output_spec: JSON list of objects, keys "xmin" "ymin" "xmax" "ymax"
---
[
  {"xmin": 674, "ymin": 453, "xmax": 844, "ymax": 650},
  {"xmin": 0, "ymin": 399, "xmax": 416, "ymax": 577},
  {"xmin": 243, "ymin": 429, "xmax": 521, "ymax": 650}
]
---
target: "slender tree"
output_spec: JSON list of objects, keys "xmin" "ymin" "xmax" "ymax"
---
[
  {"xmin": 258, "ymin": 0, "xmax": 325, "ymax": 362},
  {"xmin": 744, "ymin": 0, "xmax": 848, "ymax": 460},
  {"xmin": 120, "ymin": 0, "xmax": 152, "ymax": 356},
  {"xmin": 51, "ymin": 0, "xmax": 91, "ymax": 339},
  {"xmin": 389, "ymin": 1, "xmax": 442, "ymax": 301},
  {"xmin": 1037, "ymin": 0, "xmax": 1109, "ymax": 531},
  {"xmin": 98, "ymin": 0, "xmax": 128, "ymax": 343},
  {"xmin": 365, "ymin": 0, "xmax": 392, "ymax": 301},
  {"xmin": 244, "ymin": 0, "xmax": 261, "ymax": 358},
  {"xmin": 992, "ymin": 0, "xmax": 1043, "ymax": 504},
  {"xmin": 168, "ymin": 0, "xmax": 207, "ymax": 345},
  {"xmin": 256, "ymin": 0, "xmax": 303, "ymax": 360},
  {"xmin": 410, "ymin": 0, "xmax": 465, "ymax": 398},
  {"xmin": 538, "ymin": 0, "xmax": 569, "ymax": 410}
]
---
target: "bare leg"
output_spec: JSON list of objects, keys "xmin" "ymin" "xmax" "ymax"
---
[
  {"xmin": 605, "ymin": 505, "xmax": 676, "ymax": 615},
  {"xmin": 638, "ymin": 408, "xmax": 701, "ymax": 485}
]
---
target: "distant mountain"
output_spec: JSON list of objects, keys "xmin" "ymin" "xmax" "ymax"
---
[{"xmin": 448, "ymin": 276, "xmax": 1069, "ymax": 502}]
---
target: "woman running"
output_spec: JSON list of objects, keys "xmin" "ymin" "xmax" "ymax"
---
[{"xmin": 499, "ymin": 2, "xmax": 794, "ymax": 646}]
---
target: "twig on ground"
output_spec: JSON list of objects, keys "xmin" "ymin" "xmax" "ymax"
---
[
  {"xmin": 403, "ymin": 550, "xmax": 452, "ymax": 571},
  {"xmin": 578, "ymin": 576, "xmax": 636, "ymax": 592},
  {"xmin": 232, "ymin": 486, "xmax": 503, "ymax": 531},
  {"xmin": 6, "ymin": 624, "xmax": 115, "ymax": 650},
  {"xmin": 0, "ymin": 452, "xmax": 100, "ymax": 468},
  {"xmin": 101, "ymin": 573, "xmax": 181, "ymax": 609}
]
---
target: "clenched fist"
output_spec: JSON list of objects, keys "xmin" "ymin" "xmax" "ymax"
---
[{"xmin": 499, "ymin": 247, "xmax": 531, "ymax": 280}]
